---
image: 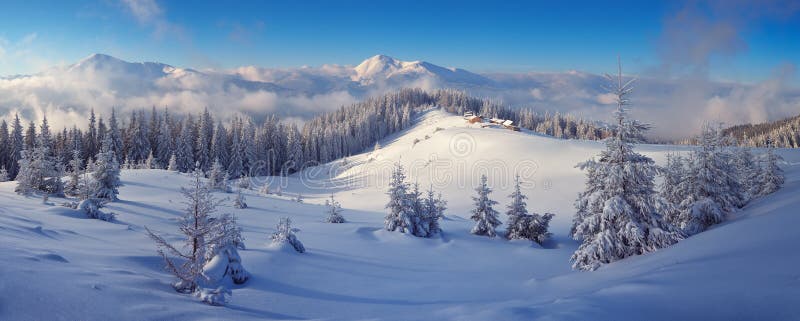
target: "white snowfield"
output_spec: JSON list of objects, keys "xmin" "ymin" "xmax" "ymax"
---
[{"xmin": 1, "ymin": 110, "xmax": 799, "ymax": 320}]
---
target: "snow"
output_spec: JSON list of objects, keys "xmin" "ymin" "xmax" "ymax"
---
[{"xmin": 1, "ymin": 109, "xmax": 799, "ymax": 320}]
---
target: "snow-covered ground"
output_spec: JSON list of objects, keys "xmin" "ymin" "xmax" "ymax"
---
[{"xmin": 1, "ymin": 110, "xmax": 799, "ymax": 320}]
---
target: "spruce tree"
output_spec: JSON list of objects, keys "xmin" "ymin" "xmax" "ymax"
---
[
  {"xmin": 384, "ymin": 163, "xmax": 411, "ymax": 233},
  {"xmin": 470, "ymin": 175, "xmax": 501, "ymax": 237},
  {"xmin": 757, "ymin": 141, "xmax": 784, "ymax": 196},
  {"xmin": 92, "ymin": 133, "xmax": 121, "ymax": 201},
  {"xmin": 571, "ymin": 59, "xmax": 682, "ymax": 271}
]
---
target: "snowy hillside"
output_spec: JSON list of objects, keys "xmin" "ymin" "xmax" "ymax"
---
[{"xmin": 1, "ymin": 110, "xmax": 799, "ymax": 320}]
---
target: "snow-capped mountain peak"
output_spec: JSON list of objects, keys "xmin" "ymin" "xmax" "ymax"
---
[
  {"xmin": 352, "ymin": 54, "xmax": 492, "ymax": 86},
  {"xmin": 68, "ymin": 53, "xmax": 187, "ymax": 78}
]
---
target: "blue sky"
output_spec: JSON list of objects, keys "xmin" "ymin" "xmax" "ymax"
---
[{"xmin": 0, "ymin": 0, "xmax": 798, "ymax": 82}]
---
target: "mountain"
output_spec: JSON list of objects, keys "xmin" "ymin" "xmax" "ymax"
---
[
  {"xmin": 352, "ymin": 54, "xmax": 493, "ymax": 86},
  {"xmin": 1, "ymin": 109, "xmax": 799, "ymax": 320},
  {"xmin": 1, "ymin": 53, "xmax": 798, "ymax": 140}
]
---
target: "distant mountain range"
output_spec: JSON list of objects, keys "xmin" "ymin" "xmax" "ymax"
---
[{"xmin": 1, "ymin": 53, "xmax": 798, "ymax": 139}]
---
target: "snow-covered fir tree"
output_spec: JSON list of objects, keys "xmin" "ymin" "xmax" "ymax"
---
[
  {"xmin": 470, "ymin": 175, "xmax": 501, "ymax": 237},
  {"xmin": 675, "ymin": 124, "xmax": 742, "ymax": 235},
  {"xmin": 206, "ymin": 158, "xmax": 228, "ymax": 192},
  {"xmin": 145, "ymin": 151, "xmax": 156, "ymax": 169},
  {"xmin": 571, "ymin": 60, "xmax": 683, "ymax": 271},
  {"xmin": 167, "ymin": 153, "xmax": 179, "ymax": 171},
  {"xmin": 732, "ymin": 146, "xmax": 759, "ymax": 201},
  {"xmin": 504, "ymin": 174, "xmax": 554, "ymax": 244},
  {"xmin": 270, "ymin": 217, "xmax": 305, "ymax": 253},
  {"xmin": 324, "ymin": 194, "xmax": 346, "ymax": 223},
  {"xmin": 757, "ymin": 141, "xmax": 784, "ymax": 196},
  {"xmin": 419, "ymin": 185, "xmax": 445, "ymax": 237},
  {"xmin": 176, "ymin": 117, "xmax": 196, "ymax": 172},
  {"xmin": 505, "ymin": 174, "xmax": 529, "ymax": 238},
  {"xmin": 0, "ymin": 167, "xmax": 8, "ymax": 182},
  {"xmin": 92, "ymin": 133, "xmax": 121, "ymax": 201},
  {"xmin": 659, "ymin": 153, "xmax": 687, "ymax": 226},
  {"xmin": 385, "ymin": 163, "xmax": 412, "ymax": 233},
  {"xmin": 15, "ymin": 129, "xmax": 61, "ymax": 196},
  {"xmin": 65, "ymin": 150, "xmax": 83, "ymax": 196}
]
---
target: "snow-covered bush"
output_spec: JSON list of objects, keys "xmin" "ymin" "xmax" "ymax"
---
[
  {"xmin": 237, "ymin": 175, "xmax": 251, "ymax": 189},
  {"xmin": 196, "ymin": 286, "xmax": 231, "ymax": 306},
  {"xmin": 324, "ymin": 195, "xmax": 346, "ymax": 223},
  {"xmin": 470, "ymin": 175, "xmax": 501, "ymax": 237},
  {"xmin": 79, "ymin": 198, "xmax": 115, "ymax": 222},
  {"xmin": 259, "ymin": 184, "xmax": 270, "ymax": 195},
  {"xmin": 233, "ymin": 189, "xmax": 247, "ymax": 209},
  {"xmin": 270, "ymin": 217, "xmax": 305, "ymax": 253}
]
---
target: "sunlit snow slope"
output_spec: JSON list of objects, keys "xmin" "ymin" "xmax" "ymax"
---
[{"xmin": 1, "ymin": 109, "xmax": 799, "ymax": 320}]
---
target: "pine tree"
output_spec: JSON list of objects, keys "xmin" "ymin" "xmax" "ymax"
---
[
  {"xmin": 324, "ymin": 194, "xmax": 346, "ymax": 223},
  {"xmin": 0, "ymin": 167, "xmax": 8, "ymax": 182},
  {"xmin": 92, "ymin": 133, "xmax": 121, "ymax": 201},
  {"xmin": 571, "ymin": 59, "xmax": 682, "ymax": 271},
  {"xmin": 470, "ymin": 175, "xmax": 501, "ymax": 237},
  {"xmin": 757, "ymin": 142, "xmax": 784, "ymax": 196},
  {"xmin": 385, "ymin": 163, "xmax": 412, "ymax": 233}
]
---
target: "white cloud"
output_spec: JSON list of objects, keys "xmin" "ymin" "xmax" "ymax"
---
[{"xmin": 120, "ymin": 0, "xmax": 162, "ymax": 24}]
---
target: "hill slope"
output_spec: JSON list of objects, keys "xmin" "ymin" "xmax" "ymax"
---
[{"xmin": 1, "ymin": 110, "xmax": 799, "ymax": 320}]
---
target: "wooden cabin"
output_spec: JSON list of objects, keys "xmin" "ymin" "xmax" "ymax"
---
[{"xmin": 467, "ymin": 115, "xmax": 483, "ymax": 124}]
